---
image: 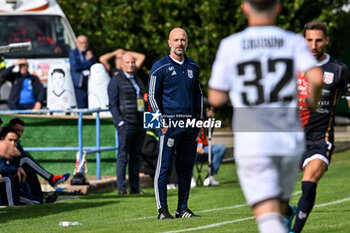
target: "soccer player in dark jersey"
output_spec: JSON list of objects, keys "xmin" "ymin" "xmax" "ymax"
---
[{"xmin": 290, "ymin": 21, "xmax": 350, "ymax": 233}]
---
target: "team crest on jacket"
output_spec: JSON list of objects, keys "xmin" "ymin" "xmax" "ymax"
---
[
  {"xmin": 167, "ymin": 138, "xmax": 174, "ymax": 147},
  {"xmin": 323, "ymin": 72, "xmax": 334, "ymax": 84},
  {"xmin": 187, "ymin": 69, "xmax": 193, "ymax": 79}
]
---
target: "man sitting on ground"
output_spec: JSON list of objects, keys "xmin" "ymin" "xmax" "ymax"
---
[
  {"xmin": 0, "ymin": 127, "xmax": 41, "ymax": 205},
  {"xmin": 8, "ymin": 118, "xmax": 70, "ymax": 200}
]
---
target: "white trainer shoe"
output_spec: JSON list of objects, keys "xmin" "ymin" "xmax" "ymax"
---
[
  {"xmin": 203, "ymin": 176, "xmax": 220, "ymax": 186},
  {"xmin": 190, "ymin": 176, "xmax": 197, "ymax": 188},
  {"xmin": 167, "ymin": 184, "xmax": 177, "ymax": 190}
]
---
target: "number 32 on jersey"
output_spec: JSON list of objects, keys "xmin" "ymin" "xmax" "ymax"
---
[{"xmin": 237, "ymin": 58, "xmax": 293, "ymax": 106}]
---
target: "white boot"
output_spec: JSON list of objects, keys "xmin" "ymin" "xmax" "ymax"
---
[
  {"xmin": 167, "ymin": 184, "xmax": 177, "ymax": 190},
  {"xmin": 190, "ymin": 176, "xmax": 197, "ymax": 188},
  {"xmin": 203, "ymin": 176, "xmax": 220, "ymax": 186}
]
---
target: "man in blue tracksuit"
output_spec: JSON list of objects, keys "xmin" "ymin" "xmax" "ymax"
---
[{"xmin": 148, "ymin": 27, "xmax": 202, "ymax": 219}]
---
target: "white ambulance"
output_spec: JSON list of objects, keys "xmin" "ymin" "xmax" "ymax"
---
[{"xmin": 0, "ymin": 0, "xmax": 76, "ymax": 106}]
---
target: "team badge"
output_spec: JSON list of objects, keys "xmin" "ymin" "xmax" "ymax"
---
[
  {"xmin": 323, "ymin": 72, "xmax": 334, "ymax": 84},
  {"xmin": 187, "ymin": 69, "xmax": 193, "ymax": 79},
  {"xmin": 298, "ymin": 211, "xmax": 308, "ymax": 219},
  {"xmin": 167, "ymin": 138, "xmax": 174, "ymax": 147}
]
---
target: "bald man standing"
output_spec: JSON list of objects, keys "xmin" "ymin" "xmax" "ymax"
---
[
  {"xmin": 148, "ymin": 28, "xmax": 202, "ymax": 219},
  {"xmin": 108, "ymin": 53, "xmax": 146, "ymax": 195},
  {"xmin": 69, "ymin": 35, "xmax": 97, "ymax": 108}
]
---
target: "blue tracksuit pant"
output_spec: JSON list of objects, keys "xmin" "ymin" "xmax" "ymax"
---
[
  {"xmin": 20, "ymin": 153, "xmax": 51, "ymax": 199},
  {"xmin": 154, "ymin": 126, "xmax": 199, "ymax": 211},
  {"xmin": 0, "ymin": 176, "xmax": 41, "ymax": 206}
]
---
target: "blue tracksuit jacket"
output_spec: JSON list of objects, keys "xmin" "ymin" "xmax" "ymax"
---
[
  {"xmin": 148, "ymin": 55, "xmax": 202, "ymax": 118},
  {"xmin": 0, "ymin": 157, "xmax": 18, "ymax": 176}
]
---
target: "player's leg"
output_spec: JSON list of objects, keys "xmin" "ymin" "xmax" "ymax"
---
[
  {"xmin": 279, "ymin": 155, "xmax": 302, "ymax": 230},
  {"xmin": 20, "ymin": 153, "xmax": 52, "ymax": 180},
  {"xmin": 292, "ymin": 140, "xmax": 332, "ymax": 233},
  {"xmin": 175, "ymin": 128, "xmax": 199, "ymax": 217},
  {"xmin": 236, "ymin": 156, "xmax": 289, "ymax": 233},
  {"xmin": 0, "ymin": 177, "xmax": 15, "ymax": 206},
  {"xmin": 210, "ymin": 144, "xmax": 226, "ymax": 175},
  {"xmin": 128, "ymin": 127, "xmax": 145, "ymax": 193},
  {"xmin": 203, "ymin": 144, "xmax": 225, "ymax": 186},
  {"xmin": 20, "ymin": 153, "xmax": 69, "ymax": 187},
  {"xmin": 23, "ymin": 166, "xmax": 43, "ymax": 199},
  {"xmin": 291, "ymin": 158, "xmax": 327, "ymax": 233},
  {"xmin": 154, "ymin": 128, "xmax": 176, "ymax": 219},
  {"xmin": 116, "ymin": 124, "xmax": 132, "ymax": 194},
  {"xmin": 254, "ymin": 199, "xmax": 286, "ymax": 233},
  {"xmin": 19, "ymin": 180, "xmax": 42, "ymax": 204}
]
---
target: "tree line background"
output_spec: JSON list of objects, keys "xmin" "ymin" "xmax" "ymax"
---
[{"xmin": 58, "ymin": 0, "xmax": 350, "ymax": 123}]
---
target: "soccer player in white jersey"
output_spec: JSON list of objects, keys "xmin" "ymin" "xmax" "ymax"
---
[{"xmin": 208, "ymin": 1, "xmax": 323, "ymax": 233}]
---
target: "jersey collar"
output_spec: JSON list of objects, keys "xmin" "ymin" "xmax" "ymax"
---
[
  {"xmin": 316, "ymin": 53, "xmax": 330, "ymax": 66},
  {"xmin": 168, "ymin": 54, "xmax": 185, "ymax": 65}
]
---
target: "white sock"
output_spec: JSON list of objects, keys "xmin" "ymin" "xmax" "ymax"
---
[{"xmin": 256, "ymin": 212, "xmax": 287, "ymax": 233}]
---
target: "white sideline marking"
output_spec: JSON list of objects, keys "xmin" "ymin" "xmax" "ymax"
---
[
  {"xmin": 314, "ymin": 197, "xmax": 350, "ymax": 208},
  {"xmin": 124, "ymin": 204, "xmax": 247, "ymax": 222},
  {"xmin": 124, "ymin": 191, "xmax": 303, "ymax": 222},
  {"xmin": 163, "ymin": 217, "xmax": 255, "ymax": 233},
  {"xmin": 197, "ymin": 204, "xmax": 246, "ymax": 213},
  {"xmin": 162, "ymin": 196, "xmax": 350, "ymax": 233},
  {"xmin": 292, "ymin": 190, "xmax": 302, "ymax": 196},
  {"xmin": 125, "ymin": 216, "xmax": 155, "ymax": 221}
]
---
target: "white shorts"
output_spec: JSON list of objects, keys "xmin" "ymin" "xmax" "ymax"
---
[{"xmin": 235, "ymin": 155, "xmax": 301, "ymax": 207}]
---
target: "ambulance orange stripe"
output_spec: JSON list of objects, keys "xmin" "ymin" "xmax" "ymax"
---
[
  {"xmin": 0, "ymin": 3, "xmax": 49, "ymax": 13},
  {"xmin": 21, "ymin": 2, "xmax": 49, "ymax": 12}
]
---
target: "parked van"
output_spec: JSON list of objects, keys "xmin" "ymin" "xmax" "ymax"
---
[{"xmin": 0, "ymin": 0, "xmax": 76, "ymax": 106}]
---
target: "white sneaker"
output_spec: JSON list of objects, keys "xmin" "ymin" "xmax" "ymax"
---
[
  {"xmin": 167, "ymin": 184, "xmax": 177, "ymax": 190},
  {"xmin": 190, "ymin": 176, "xmax": 197, "ymax": 188},
  {"xmin": 203, "ymin": 176, "xmax": 220, "ymax": 186}
]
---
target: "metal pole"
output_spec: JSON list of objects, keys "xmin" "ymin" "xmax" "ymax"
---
[
  {"xmin": 207, "ymin": 120, "xmax": 212, "ymax": 182},
  {"xmin": 96, "ymin": 111, "xmax": 101, "ymax": 180},
  {"xmin": 78, "ymin": 111, "xmax": 83, "ymax": 173}
]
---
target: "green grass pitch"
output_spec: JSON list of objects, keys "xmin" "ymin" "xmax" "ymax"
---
[
  {"xmin": 1, "ymin": 149, "xmax": 350, "ymax": 233},
  {"xmin": 0, "ymin": 115, "xmax": 349, "ymax": 232}
]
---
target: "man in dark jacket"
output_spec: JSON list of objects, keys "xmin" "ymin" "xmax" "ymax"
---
[
  {"xmin": 69, "ymin": 35, "xmax": 96, "ymax": 108},
  {"xmin": 108, "ymin": 53, "xmax": 146, "ymax": 195},
  {"xmin": 0, "ymin": 59, "xmax": 45, "ymax": 110}
]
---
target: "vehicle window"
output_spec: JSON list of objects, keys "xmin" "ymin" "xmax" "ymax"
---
[{"xmin": 0, "ymin": 15, "xmax": 75, "ymax": 58}]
